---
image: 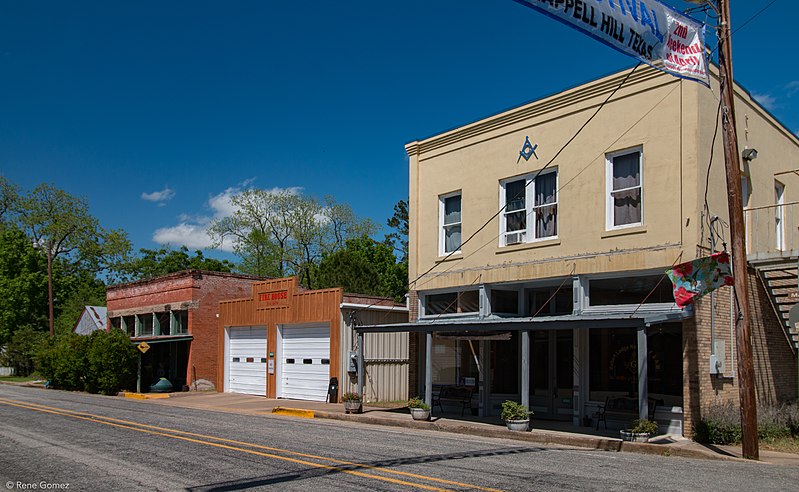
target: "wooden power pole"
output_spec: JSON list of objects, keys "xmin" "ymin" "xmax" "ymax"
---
[{"xmin": 716, "ymin": 0, "xmax": 759, "ymax": 460}]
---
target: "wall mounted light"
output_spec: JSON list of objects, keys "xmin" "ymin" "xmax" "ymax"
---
[{"xmin": 742, "ymin": 148, "xmax": 758, "ymax": 161}]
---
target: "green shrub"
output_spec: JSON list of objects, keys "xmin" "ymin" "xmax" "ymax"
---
[
  {"xmin": 85, "ymin": 329, "xmax": 137, "ymax": 395},
  {"xmin": 36, "ymin": 330, "xmax": 137, "ymax": 394},
  {"xmin": 36, "ymin": 333, "xmax": 90, "ymax": 391},
  {"xmin": 501, "ymin": 400, "xmax": 532, "ymax": 421},
  {"xmin": 408, "ymin": 396, "xmax": 430, "ymax": 410},
  {"xmin": 629, "ymin": 419, "xmax": 659, "ymax": 435},
  {"xmin": 1, "ymin": 326, "xmax": 48, "ymax": 376}
]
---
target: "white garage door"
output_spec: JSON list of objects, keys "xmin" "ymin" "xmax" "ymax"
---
[
  {"xmin": 280, "ymin": 324, "xmax": 330, "ymax": 401},
  {"xmin": 228, "ymin": 326, "xmax": 267, "ymax": 396}
]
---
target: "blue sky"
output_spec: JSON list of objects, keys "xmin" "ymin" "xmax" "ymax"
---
[{"xmin": 1, "ymin": 1, "xmax": 796, "ymax": 260}]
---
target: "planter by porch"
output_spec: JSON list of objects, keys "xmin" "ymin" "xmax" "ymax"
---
[
  {"xmin": 505, "ymin": 419, "xmax": 530, "ymax": 432},
  {"xmin": 410, "ymin": 407, "xmax": 431, "ymax": 421},
  {"xmin": 343, "ymin": 400, "xmax": 362, "ymax": 414},
  {"xmin": 620, "ymin": 430, "xmax": 650, "ymax": 442}
]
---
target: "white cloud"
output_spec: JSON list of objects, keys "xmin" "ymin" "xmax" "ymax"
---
[
  {"xmin": 786, "ymin": 81, "xmax": 799, "ymax": 96},
  {"xmin": 151, "ymin": 181, "xmax": 302, "ymax": 252},
  {"xmin": 141, "ymin": 187, "xmax": 175, "ymax": 206},
  {"xmin": 751, "ymin": 92, "xmax": 777, "ymax": 111}
]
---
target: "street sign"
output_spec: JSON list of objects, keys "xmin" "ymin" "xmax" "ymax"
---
[{"xmin": 137, "ymin": 341, "xmax": 150, "ymax": 354}]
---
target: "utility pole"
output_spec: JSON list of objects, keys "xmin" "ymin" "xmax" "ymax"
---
[
  {"xmin": 47, "ymin": 240, "xmax": 54, "ymax": 337},
  {"xmin": 716, "ymin": 0, "xmax": 759, "ymax": 460}
]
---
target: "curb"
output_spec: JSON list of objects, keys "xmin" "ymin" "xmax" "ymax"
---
[
  {"xmin": 272, "ymin": 407, "xmax": 315, "ymax": 419},
  {"xmin": 313, "ymin": 410, "xmax": 623, "ymax": 452},
  {"xmin": 121, "ymin": 392, "xmax": 171, "ymax": 400}
]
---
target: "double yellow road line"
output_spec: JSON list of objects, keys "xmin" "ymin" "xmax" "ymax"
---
[{"xmin": 0, "ymin": 397, "xmax": 502, "ymax": 492}]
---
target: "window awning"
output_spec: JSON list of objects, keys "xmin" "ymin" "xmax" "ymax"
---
[{"xmin": 354, "ymin": 309, "xmax": 689, "ymax": 334}]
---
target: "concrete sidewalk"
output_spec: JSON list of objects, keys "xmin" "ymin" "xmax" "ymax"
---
[{"xmin": 128, "ymin": 391, "xmax": 798, "ymax": 465}]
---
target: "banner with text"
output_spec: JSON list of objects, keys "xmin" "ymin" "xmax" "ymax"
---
[{"xmin": 513, "ymin": 0, "xmax": 709, "ymax": 85}]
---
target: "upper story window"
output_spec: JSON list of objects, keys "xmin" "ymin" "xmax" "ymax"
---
[
  {"xmin": 606, "ymin": 148, "xmax": 643, "ymax": 229},
  {"xmin": 500, "ymin": 171, "xmax": 557, "ymax": 246},
  {"xmin": 440, "ymin": 192, "xmax": 462, "ymax": 255}
]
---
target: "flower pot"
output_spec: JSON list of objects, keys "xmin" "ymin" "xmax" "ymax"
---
[
  {"xmin": 409, "ymin": 407, "xmax": 430, "ymax": 421},
  {"xmin": 343, "ymin": 400, "xmax": 362, "ymax": 414},
  {"xmin": 505, "ymin": 419, "xmax": 530, "ymax": 431},
  {"xmin": 620, "ymin": 430, "xmax": 650, "ymax": 442}
]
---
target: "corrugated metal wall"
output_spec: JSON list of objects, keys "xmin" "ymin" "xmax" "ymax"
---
[{"xmin": 340, "ymin": 308, "xmax": 409, "ymax": 402}]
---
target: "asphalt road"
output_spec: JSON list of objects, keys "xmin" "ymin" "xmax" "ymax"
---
[{"xmin": 1, "ymin": 385, "xmax": 797, "ymax": 491}]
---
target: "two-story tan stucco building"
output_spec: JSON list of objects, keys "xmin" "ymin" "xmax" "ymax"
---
[{"xmin": 358, "ymin": 64, "xmax": 799, "ymax": 437}]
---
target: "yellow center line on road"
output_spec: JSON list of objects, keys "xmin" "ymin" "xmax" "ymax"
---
[{"xmin": 0, "ymin": 397, "xmax": 504, "ymax": 492}]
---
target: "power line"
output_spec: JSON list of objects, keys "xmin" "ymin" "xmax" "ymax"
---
[{"xmin": 410, "ymin": 63, "xmax": 642, "ymax": 289}]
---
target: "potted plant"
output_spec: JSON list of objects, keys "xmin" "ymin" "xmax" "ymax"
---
[
  {"xmin": 408, "ymin": 396, "xmax": 431, "ymax": 421},
  {"xmin": 341, "ymin": 392, "xmax": 362, "ymax": 414},
  {"xmin": 501, "ymin": 400, "xmax": 533, "ymax": 431},
  {"xmin": 620, "ymin": 419, "xmax": 659, "ymax": 442}
]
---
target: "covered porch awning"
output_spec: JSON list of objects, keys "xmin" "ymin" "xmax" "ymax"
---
[
  {"xmin": 353, "ymin": 309, "xmax": 689, "ymax": 334},
  {"xmin": 353, "ymin": 308, "xmax": 690, "ymax": 421}
]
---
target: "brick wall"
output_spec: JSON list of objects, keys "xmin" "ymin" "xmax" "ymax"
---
[
  {"xmin": 683, "ymin": 268, "xmax": 798, "ymax": 438},
  {"xmin": 107, "ymin": 271, "xmax": 261, "ymax": 389},
  {"xmin": 188, "ymin": 274, "xmax": 258, "ymax": 386}
]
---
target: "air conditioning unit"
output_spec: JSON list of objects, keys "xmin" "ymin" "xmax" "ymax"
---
[{"xmin": 505, "ymin": 232, "xmax": 524, "ymax": 245}]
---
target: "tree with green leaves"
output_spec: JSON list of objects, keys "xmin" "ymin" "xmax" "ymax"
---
[
  {"xmin": 209, "ymin": 188, "xmax": 374, "ymax": 288},
  {"xmin": 116, "ymin": 245, "xmax": 235, "ymax": 282},
  {"xmin": 15, "ymin": 184, "xmax": 131, "ymax": 334},
  {"xmin": 0, "ymin": 176, "xmax": 18, "ymax": 224},
  {"xmin": 316, "ymin": 235, "xmax": 407, "ymax": 302},
  {"xmin": 385, "ymin": 199, "xmax": 408, "ymax": 262},
  {"xmin": 209, "ymin": 188, "xmax": 295, "ymax": 277},
  {"xmin": 0, "ymin": 225, "xmax": 48, "ymax": 345}
]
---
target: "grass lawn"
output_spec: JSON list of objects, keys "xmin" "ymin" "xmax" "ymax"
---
[
  {"xmin": 761, "ymin": 437, "xmax": 799, "ymax": 454},
  {"xmin": 0, "ymin": 375, "xmax": 40, "ymax": 383}
]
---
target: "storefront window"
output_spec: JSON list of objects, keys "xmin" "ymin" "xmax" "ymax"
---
[
  {"xmin": 431, "ymin": 336, "xmax": 480, "ymax": 386},
  {"xmin": 589, "ymin": 325, "xmax": 683, "ymax": 404},
  {"xmin": 589, "ymin": 328, "xmax": 637, "ymax": 401},
  {"xmin": 490, "ymin": 333, "xmax": 518, "ymax": 394},
  {"xmin": 647, "ymin": 323, "xmax": 682, "ymax": 401}
]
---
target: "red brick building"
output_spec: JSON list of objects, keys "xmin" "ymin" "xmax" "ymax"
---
[{"xmin": 106, "ymin": 270, "xmax": 263, "ymax": 391}]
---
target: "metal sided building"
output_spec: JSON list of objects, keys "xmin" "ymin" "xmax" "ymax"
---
[{"xmin": 218, "ymin": 277, "xmax": 408, "ymax": 402}]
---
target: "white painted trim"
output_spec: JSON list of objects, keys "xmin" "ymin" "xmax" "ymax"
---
[
  {"xmin": 439, "ymin": 190, "xmax": 462, "ymax": 256},
  {"xmin": 499, "ymin": 169, "xmax": 558, "ymax": 247},
  {"xmin": 340, "ymin": 303, "xmax": 408, "ymax": 312},
  {"xmin": 605, "ymin": 146, "xmax": 644, "ymax": 231},
  {"xmin": 224, "ymin": 327, "xmax": 231, "ymax": 393}
]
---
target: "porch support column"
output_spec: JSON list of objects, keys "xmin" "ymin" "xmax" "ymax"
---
[
  {"xmin": 521, "ymin": 330, "xmax": 530, "ymax": 409},
  {"xmin": 479, "ymin": 340, "xmax": 488, "ymax": 417},
  {"xmin": 425, "ymin": 331, "xmax": 433, "ymax": 409},
  {"xmin": 357, "ymin": 331, "xmax": 365, "ymax": 412},
  {"xmin": 637, "ymin": 326, "xmax": 649, "ymax": 421}
]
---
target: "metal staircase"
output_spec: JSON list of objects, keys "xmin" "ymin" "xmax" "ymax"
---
[{"xmin": 755, "ymin": 262, "xmax": 799, "ymax": 350}]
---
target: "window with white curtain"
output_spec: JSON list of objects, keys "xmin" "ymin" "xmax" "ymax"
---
[
  {"xmin": 500, "ymin": 171, "xmax": 557, "ymax": 246},
  {"xmin": 440, "ymin": 191, "xmax": 462, "ymax": 255},
  {"xmin": 606, "ymin": 148, "xmax": 643, "ymax": 229}
]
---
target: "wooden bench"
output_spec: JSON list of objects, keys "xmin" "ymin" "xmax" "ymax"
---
[{"xmin": 432, "ymin": 385, "xmax": 475, "ymax": 416}]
